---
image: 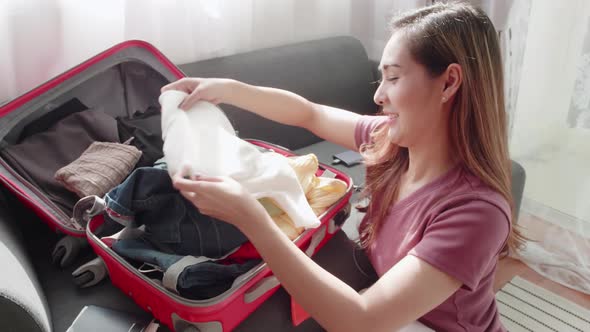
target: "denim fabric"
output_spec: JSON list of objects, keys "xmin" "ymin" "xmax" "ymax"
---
[
  {"xmin": 177, "ymin": 259, "xmax": 260, "ymax": 300},
  {"xmin": 104, "ymin": 167, "xmax": 248, "ymax": 258},
  {"xmin": 112, "ymin": 238, "xmax": 182, "ymax": 270},
  {"xmin": 113, "ymin": 238, "xmax": 260, "ymax": 300}
]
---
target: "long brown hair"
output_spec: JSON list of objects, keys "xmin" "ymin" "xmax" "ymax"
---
[{"xmin": 358, "ymin": 2, "xmax": 526, "ymax": 255}]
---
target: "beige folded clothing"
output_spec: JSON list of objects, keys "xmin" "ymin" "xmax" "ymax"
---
[
  {"xmin": 55, "ymin": 142, "xmax": 141, "ymax": 198},
  {"xmin": 261, "ymin": 154, "xmax": 348, "ymax": 240}
]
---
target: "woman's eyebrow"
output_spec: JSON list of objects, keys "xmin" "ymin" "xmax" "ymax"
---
[{"xmin": 379, "ymin": 63, "xmax": 402, "ymax": 71}]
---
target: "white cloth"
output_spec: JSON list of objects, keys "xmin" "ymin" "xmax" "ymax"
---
[{"xmin": 159, "ymin": 90, "xmax": 320, "ymax": 228}]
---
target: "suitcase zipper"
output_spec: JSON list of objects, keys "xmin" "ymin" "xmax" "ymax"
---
[{"xmin": 0, "ymin": 158, "xmax": 82, "ymax": 233}]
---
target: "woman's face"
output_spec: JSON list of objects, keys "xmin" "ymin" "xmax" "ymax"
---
[{"xmin": 374, "ymin": 32, "xmax": 448, "ymax": 148}]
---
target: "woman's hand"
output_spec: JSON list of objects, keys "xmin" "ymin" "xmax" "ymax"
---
[
  {"xmin": 161, "ymin": 77, "xmax": 236, "ymax": 110},
  {"xmin": 172, "ymin": 173, "xmax": 267, "ymax": 232}
]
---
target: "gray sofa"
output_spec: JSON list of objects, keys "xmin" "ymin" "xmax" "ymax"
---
[{"xmin": 0, "ymin": 36, "xmax": 525, "ymax": 332}]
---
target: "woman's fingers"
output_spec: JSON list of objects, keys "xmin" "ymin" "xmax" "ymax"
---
[
  {"xmin": 179, "ymin": 87, "xmax": 203, "ymax": 110},
  {"xmin": 191, "ymin": 174, "xmax": 224, "ymax": 183},
  {"xmin": 178, "ymin": 190, "xmax": 197, "ymax": 204},
  {"xmin": 161, "ymin": 78, "xmax": 200, "ymax": 94},
  {"xmin": 172, "ymin": 172, "xmax": 225, "ymax": 192},
  {"xmin": 172, "ymin": 175, "xmax": 198, "ymax": 192}
]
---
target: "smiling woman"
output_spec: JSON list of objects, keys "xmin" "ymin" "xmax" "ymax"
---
[
  {"xmin": 162, "ymin": 2, "xmax": 521, "ymax": 331},
  {"xmin": 372, "ymin": 32, "xmax": 462, "ymax": 148}
]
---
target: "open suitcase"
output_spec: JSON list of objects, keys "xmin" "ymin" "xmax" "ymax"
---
[{"xmin": 0, "ymin": 41, "xmax": 354, "ymax": 331}]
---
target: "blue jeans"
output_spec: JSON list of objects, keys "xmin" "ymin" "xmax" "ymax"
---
[
  {"xmin": 113, "ymin": 238, "xmax": 260, "ymax": 300},
  {"xmin": 104, "ymin": 167, "xmax": 248, "ymax": 258}
]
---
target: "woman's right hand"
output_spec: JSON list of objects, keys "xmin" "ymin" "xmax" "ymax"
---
[{"xmin": 161, "ymin": 77, "xmax": 236, "ymax": 110}]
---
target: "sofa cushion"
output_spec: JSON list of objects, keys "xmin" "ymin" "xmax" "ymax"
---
[{"xmin": 179, "ymin": 36, "xmax": 378, "ymax": 150}]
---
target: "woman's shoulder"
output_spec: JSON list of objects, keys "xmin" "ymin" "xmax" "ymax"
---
[
  {"xmin": 425, "ymin": 169, "xmax": 512, "ymax": 249},
  {"xmin": 437, "ymin": 166, "xmax": 511, "ymax": 220}
]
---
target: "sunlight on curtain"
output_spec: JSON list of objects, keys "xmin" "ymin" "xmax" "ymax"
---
[
  {"xmin": 0, "ymin": 0, "xmax": 432, "ymax": 102},
  {"xmin": 0, "ymin": 0, "xmax": 357, "ymax": 102},
  {"xmin": 509, "ymin": 0, "xmax": 590, "ymax": 294}
]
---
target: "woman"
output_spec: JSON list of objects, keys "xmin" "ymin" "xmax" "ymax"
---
[{"xmin": 165, "ymin": 2, "xmax": 524, "ymax": 331}]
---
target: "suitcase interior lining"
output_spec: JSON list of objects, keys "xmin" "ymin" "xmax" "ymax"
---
[
  {"xmin": 3, "ymin": 61, "xmax": 169, "ymax": 145},
  {"xmin": 0, "ymin": 61, "xmax": 170, "ymax": 218}
]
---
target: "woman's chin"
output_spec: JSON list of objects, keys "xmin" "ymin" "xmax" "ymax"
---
[{"xmin": 387, "ymin": 127, "xmax": 400, "ymax": 143}]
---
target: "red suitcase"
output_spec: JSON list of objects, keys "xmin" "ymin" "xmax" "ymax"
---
[
  {"xmin": 0, "ymin": 41, "xmax": 354, "ymax": 331},
  {"xmin": 87, "ymin": 139, "xmax": 352, "ymax": 332}
]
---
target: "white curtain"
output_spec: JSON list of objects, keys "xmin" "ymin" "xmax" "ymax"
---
[
  {"xmin": 0, "ymin": 0, "xmax": 381, "ymax": 102},
  {"xmin": 2, "ymin": 0, "xmax": 587, "ymax": 294},
  {"xmin": 474, "ymin": 0, "xmax": 590, "ymax": 296},
  {"xmin": 508, "ymin": 0, "xmax": 590, "ymax": 295},
  {"xmin": 0, "ymin": 0, "xmax": 433, "ymax": 103}
]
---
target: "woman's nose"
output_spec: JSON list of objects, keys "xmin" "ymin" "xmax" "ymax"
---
[{"xmin": 373, "ymin": 84, "xmax": 385, "ymax": 105}]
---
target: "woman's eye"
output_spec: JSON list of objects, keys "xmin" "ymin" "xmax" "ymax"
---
[{"xmin": 371, "ymin": 77, "xmax": 397, "ymax": 85}]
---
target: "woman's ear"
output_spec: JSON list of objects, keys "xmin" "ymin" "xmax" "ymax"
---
[{"xmin": 441, "ymin": 63, "xmax": 462, "ymax": 102}]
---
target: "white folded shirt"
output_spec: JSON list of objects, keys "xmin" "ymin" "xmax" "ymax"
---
[{"xmin": 159, "ymin": 90, "xmax": 320, "ymax": 229}]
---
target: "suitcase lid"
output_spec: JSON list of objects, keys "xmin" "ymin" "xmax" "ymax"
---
[{"xmin": 0, "ymin": 40, "xmax": 184, "ymax": 235}]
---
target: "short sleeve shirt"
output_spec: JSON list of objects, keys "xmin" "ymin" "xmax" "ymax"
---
[{"xmin": 355, "ymin": 115, "xmax": 510, "ymax": 332}]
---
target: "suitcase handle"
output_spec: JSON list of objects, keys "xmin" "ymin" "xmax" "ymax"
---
[
  {"xmin": 171, "ymin": 313, "xmax": 223, "ymax": 332},
  {"xmin": 304, "ymin": 225, "xmax": 327, "ymax": 256}
]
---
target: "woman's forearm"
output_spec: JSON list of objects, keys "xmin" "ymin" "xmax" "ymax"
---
[
  {"xmin": 224, "ymin": 80, "xmax": 316, "ymax": 129},
  {"xmin": 240, "ymin": 213, "xmax": 368, "ymax": 332}
]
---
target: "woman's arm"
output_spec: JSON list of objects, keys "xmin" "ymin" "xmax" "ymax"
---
[
  {"xmin": 226, "ymin": 81, "xmax": 361, "ymax": 150},
  {"xmin": 240, "ymin": 209, "xmax": 462, "ymax": 332},
  {"xmin": 172, "ymin": 174, "xmax": 461, "ymax": 332},
  {"xmin": 163, "ymin": 78, "xmax": 363, "ymax": 151}
]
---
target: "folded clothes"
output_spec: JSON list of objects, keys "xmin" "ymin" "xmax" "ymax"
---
[
  {"xmin": 55, "ymin": 141, "xmax": 141, "ymax": 197},
  {"xmin": 112, "ymin": 238, "xmax": 260, "ymax": 300},
  {"xmin": 18, "ymin": 98, "xmax": 88, "ymax": 142},
  {"xmin": 1, "ymin": 109, "xmax": 119, "ymax": 213},
  {"xmin": 104, "ymin": 167, "xmax": 248, "ymax": 258},
  {"xmin": 260, "ymin": 154, "xmax": 348, "ymax": 240},
  {"xmin": 117, "ymin": 107, "xmax": 164, "ymax": 168}
]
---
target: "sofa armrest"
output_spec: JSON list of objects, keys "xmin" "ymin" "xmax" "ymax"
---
[{"xmin": 0, "ymin": 190, "xmax": 51, "ymax": 332}]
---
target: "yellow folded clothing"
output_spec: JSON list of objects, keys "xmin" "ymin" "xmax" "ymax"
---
[
  {"xmin": 307, "ymin": 176, "xmax": 349, "ymax": 216},
  {"xmin": 286, "ymin": 153, "xmax": 319, "ymax": 195},
  {"xmin": 259, "ymin": 153, "xmax": 348, "ymax": 240}
]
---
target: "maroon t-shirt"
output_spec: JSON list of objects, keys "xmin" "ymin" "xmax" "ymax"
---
[{"xmin": 355, "ymin": 116, "xmax": 510, "ymax": 332}]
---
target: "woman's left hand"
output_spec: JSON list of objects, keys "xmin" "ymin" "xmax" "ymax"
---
[{"xmin": 172, "ymin": 173, "xmax": 266, "ymax": 231}]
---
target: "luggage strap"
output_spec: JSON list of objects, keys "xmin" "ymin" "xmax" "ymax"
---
[{"xmin": 71, "ymin": 195, "xmax": 106, "ymax": 229}]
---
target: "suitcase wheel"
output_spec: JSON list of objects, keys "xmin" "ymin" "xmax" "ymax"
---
[
  {"xmin": 73, "ymin": 270, "xmax": 94, "ymax": 287},
  {"xmin": 172, "ymin": 313, "xmax": 222, "ymax": 332},
  {"xmin": 52, "ymin": 235, "xmax": 87, "ymax": 267},
  {"xmin": 71, "ymin": 256, "xmax": 107, "ymax": 288}
]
